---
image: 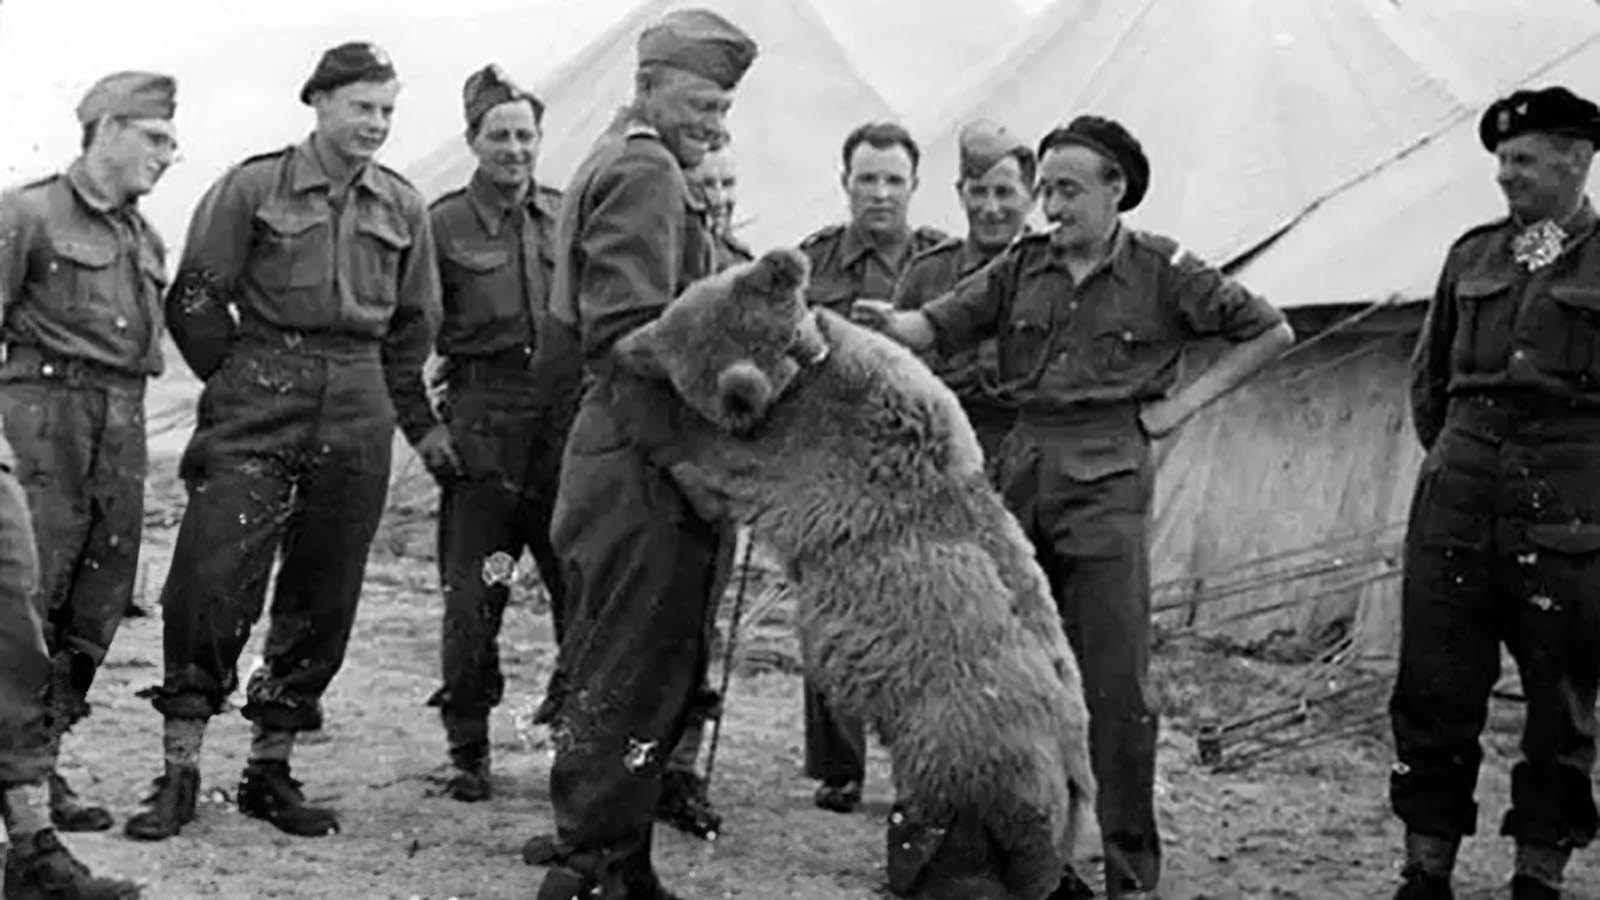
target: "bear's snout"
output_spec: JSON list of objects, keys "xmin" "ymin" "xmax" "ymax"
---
[{"xmin": 716, "ymin": 360, "xmax": 775, "ymax": 433}]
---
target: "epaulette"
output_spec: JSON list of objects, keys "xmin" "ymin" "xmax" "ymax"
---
[
  {"xmin": 912, "ymin": 224, "xmax": 952, "ymax": 249},
  {"xmin": 624, "ymin": 122, "xmax": 662, "ymax": 142},
  {"xmin": 1449, "ymin": 217, "xmax": 1510, "ymax": 252},
  {"xmin": 374, "ymin": 161, "xmax": 419, "ymax": 192},
  {"xmin": 533, "ymin": 183, "xmax": 563, "ymax": 217},
  {"xmin": 426, "ymin": 186, "xmax": 468, "ymax": 211},
  {"xmin": 1126, "ymin": 228, "xmax": 1185, "ymax": 264},
  {"xmin": 799, "ymin": 223, "xmax": 845, "ymax": 250},
  {"xmin": 908, "ymin": 234, "xmax": 963, "ymax": 265},
  {"xmin": 237, "ymin": 145, "xmax": 294, "ymax": 169},
  {"xmin": 13, "ymin": 173, "xmax": 59, "ymax": 193}
]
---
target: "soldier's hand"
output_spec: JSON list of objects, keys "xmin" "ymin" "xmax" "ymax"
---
[
  {"xmin": 416, "ymin": 424, "xmax": 462, "ymax": 482},
  {"xmin": 669, "ymin": 460, "xmax": 731, "ymax": 523},
  {"xmin": 1138, "ymin": 397, "xmax": 1191, "ymax": 440},
  {"xmin": 850, "ymin": 298, "xmax": 896, "ymax": 330}
]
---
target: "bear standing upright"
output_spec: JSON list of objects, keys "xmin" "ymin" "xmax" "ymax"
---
[{"xmin": 613, "ymin": 245, "xmax": 1097, "ymax": 900}]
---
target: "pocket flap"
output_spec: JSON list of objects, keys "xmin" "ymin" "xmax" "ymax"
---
[
  {"xmin": 1054, "ymin": 431, "xmax": 1146, "ymax": 483},
  {"xmin": 255, "ymin": 206, "xmax": 327, "ymax": 238},
  {"xmin": 357, "ymin": 218, "xmax": 413, "ymax": 251},
  {"xmin": 50, "ymin": 236, "xmax": 116, "ymax": 268},
  {"xmin": 445, "ymin": 244, "xmax": 511, "ymax": 272},
  {"xmin": 1528, "ymin": 521, "xmax": 1600, "ymax": 555},
  {"xmin": 1456, "ymin": 277, "xmax": 1511, "ymax": 300},
  {"xmin": 1549, "ymin": 285, "xmax": 1600, "ymax": 313}
]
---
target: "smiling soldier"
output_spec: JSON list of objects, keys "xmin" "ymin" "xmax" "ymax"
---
[
  {"xmin": 403, "ymin": 64, "xmax": 568, "ymax": 805},
  {"xmin": 1391, "ymin": 85, "xmax": 1600, "ymax": 900},
  {"xmin": 124, "ymin": 40, "xmax": 442, "ymax": 843},
  {"xmin": 0, "ymin": 71, "xmax": 178, "ymax": 839}
]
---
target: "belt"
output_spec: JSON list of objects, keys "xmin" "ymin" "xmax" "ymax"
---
[
  {"xmin": 0, "ymin": 345, "xmax": 146, "ymax": 393},
  {"xmin": 1448, "ymin": 390, "xmax": 1600, "ymax": 442},
  {"xmin": 1015, "ymin": 401, "xmax": 1144, "ymax": 434},
  {"xmin": 234, "ymin": 312, "xmax": 382, "ymax": 360},
  {"xmin": 444, "ymin": 347, "xmax": 534, "ymax": 384}
]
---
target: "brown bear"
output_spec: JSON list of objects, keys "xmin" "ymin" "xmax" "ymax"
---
[{"xmin": 611, "ymin": 245, "xmax": 1097, "ymax": 900}]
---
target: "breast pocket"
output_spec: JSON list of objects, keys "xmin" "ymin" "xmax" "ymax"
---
[
  {"xmin": 442, "ymin": 243, "xmax": 512, "ymax": 320},
  {"xmin": 1532, "ymin": 284, "xmax": 1600, "ymax": 384},
  {"xmin": 353, "ymin": 216, "xmax": 413, "ymax": 313},
  {"xmin": 1090, "ymin": 322, "xmax": 1166, "ymax": 380},
  {"xmin": 47, "ymin": 234, "xmax": 119, "ymax": 316},
  {"xmin": 253, "ymin": 206, "xmax": 331, "ymax": 290},
  {"xmin": 1452, "ymin": 276, "xmax": 1513, "ymax": 374}
]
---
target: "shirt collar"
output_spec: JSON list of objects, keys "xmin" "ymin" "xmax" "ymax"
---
[
  {"xmin": 1022, "ymin": 221, "xmax": 1132, "ymax": 282},
  {"xmin": 291, "ymin": 135, "xmax": 382, "ymax": 196},
  {"xmin": 839, "ymin": 220, "xmax": 909, "ymax": 269},
  {"xmin": 65, "ymin": 158, "xmax": 121, "ymax": 214}
]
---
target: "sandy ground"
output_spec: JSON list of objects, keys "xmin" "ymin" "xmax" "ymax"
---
[{"xmin": 44, "ymin": 371, "xmax": 1600, "ymax": 900}]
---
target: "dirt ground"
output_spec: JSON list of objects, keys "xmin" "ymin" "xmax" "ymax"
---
[{"xmin": 49, "ymin": 371, "xmax": 1600, "ymax": 900}]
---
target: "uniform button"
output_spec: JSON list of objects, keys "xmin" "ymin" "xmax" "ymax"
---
[
  {"xmin": 40, "ymin": 364, "xmax": 53, "ymax": 376},
  {"xmin": 1513, "ymin": 349, "xmax": 1526, "ymax": 360},
  {"xmin": 114, "ymin": 316, "xmax": 129, "ymax": 330}
]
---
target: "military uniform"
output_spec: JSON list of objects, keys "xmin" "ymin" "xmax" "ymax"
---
[
  {"xmin": 410, "ymin": 65, "xmax": 570, "ymax": 800},
  {"xmin": 531, "ymin": 11, "xmax": 757, "ymax": 896},
  {"xmin": 125, "ymin": 43, "xmax": 441, "ymax": 847},
  {"xmin": 0, "ymin": 432, "xmax": 48, "ymax": 793},
  {"xmin": 0, "ymin": 73, "xmax": 174, "ymax": 835},
  {"xmin": 796, "ymin": 217, "xmax": 947, "ymax": 805},
  {"xmin": 923, "ymin": 222, "xmax": 1284, "ymax": 894},
  {"xmin": 1390, "ymin": 87, "xmax": 1600, "ymax": 900},
  {"xmin": 798, "ymin": 221, "xmax": 948, "ymax": 315},
  {"xmin": 892, "ymin": 235, "xmax": 1016, "ymax": 459}
]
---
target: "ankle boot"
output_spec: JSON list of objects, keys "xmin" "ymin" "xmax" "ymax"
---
[
  {"xmin": 45, "ymin": 774, "xmax": 111, "ymax": 834},
  {"xmin": 122, "ymin": 763, "xmax": 199, "ymax": 842},
  {"xmin": 3, "ymin": 829, "xmax": 140, "ymax": 899},
  {"xmin": 235, "ymin": 761, "xmax": 338, "ymax": 837}
]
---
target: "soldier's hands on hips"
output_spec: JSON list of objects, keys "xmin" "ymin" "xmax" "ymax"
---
[{"xmin": 416, "ymin": 424, "xmax": 463, "ymax": 483}]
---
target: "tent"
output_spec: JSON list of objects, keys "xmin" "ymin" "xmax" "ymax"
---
[
  {"xmin": 867, "ymin": 0, "xmax": 1483, "ymax": 266},
  {"xmin": 403, "ymin": 0, "xmax": 1028, "ymax": 250},
  {"xmin": 1215, "ymin": 6, "xmax": 1600, "ymax": 660}
]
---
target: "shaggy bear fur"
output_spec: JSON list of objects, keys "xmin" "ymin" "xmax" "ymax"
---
[{"xmin": 612, "ymin": 246, "xmax": 1096, "ymax": 900}]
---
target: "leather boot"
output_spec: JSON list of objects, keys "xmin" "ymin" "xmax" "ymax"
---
[
  {"xmin": 235, "ymin": 761, "xmax": 338, "ymax": 837},
  {"xmin": 122, "ymin": 763, "xmax": 199, "ymax": 842},
  {"xmin": 655, "ymin": 770, "xmax": 720, "ymax": 839},
  {"xmin": 44, "ymin": 775, "xmax": 111, "ymax": 834},
  {"xmin": 2, "ymin": 829, "xmax": 139, "ymax": 899}
]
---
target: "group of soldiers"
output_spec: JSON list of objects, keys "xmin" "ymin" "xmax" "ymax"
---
[{"xmin": 0, "ymin": 4, "xmax": 1597, "ymax": 900}]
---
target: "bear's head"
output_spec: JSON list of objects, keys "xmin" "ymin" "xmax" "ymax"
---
[{"xmin": 614, "ymin": 246, "xmax": 830, "ymax": 435}]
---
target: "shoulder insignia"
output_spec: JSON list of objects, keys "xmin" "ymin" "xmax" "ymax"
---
[
  {"xmin": 426, "ymin": 186, "xmax": 468, "ymax": 211},
  {"xmin": 907, "ymin": 235, "xmax": 962, "ymax": 266},
  {"xmin": 799, "ymin": 223, "xmax": 845, "ymax": 250}
]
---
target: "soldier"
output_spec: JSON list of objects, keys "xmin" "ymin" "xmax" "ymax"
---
[
  {"xmin": 853, "ymin": 115, "xmax": 1294, "ymax": 899},
  {"xmin": 123, "ymin": 41, "xmax": 442, "ymax": 842},
  {"xmin": 891, "ymin": 119, "xmax": 1036, "ymax": 461},
  {"xmin": 0, "ymin": 72, "xmax": 177, "ymax": 836},
  {"xmin": 688, "ymin": 142, "xmax": 752, "ymax": 267},
  {"xmin": 0, "ymin": 432, "xmax": 139, "ymax": 898},
  {"xmin": 1390, "ymin": 86, "xmax": 1600, "ymax": 900},
  {"xmin": 528, "ymin": 9, "xmax": 755, "ymax": 898},
  {"xmin": 411, "ymin": 64, "xmax": 567, "ymax": 805},
  {"xmin": 796, "ymin": 119, "xmax": 948, "ymax": 815}
]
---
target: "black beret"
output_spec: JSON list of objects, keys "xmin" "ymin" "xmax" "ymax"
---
[
  {"xmin": 300, "ymin": 41, "xmax": 397, "ymax": 106},
  {"xmin": 637, "ymin": 8, "xmax": 758, "ymax": 90},
  {"xmin": 463, "ymin": 64, "xmax": 544, "ymax": 133},
  {"xmin": 1038, "ymin": 115, "xmax": 1150, "ymax": 212},
  {"xmin": 1479, "ymin": 85, "xmax": 1600, "ymax": 152}
]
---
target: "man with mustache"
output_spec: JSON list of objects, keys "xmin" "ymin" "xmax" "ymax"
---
[
  {"xmin": 1391, "ymin": 86, "xmax": 1600, "ymax": 900},
  {"xmin": 0, "ymin": 71, "xmax": 178, "ymax": 838},
  {"xmin": 891, "ymin": 119, "xmax": 1036, "ymax": 461},
  {"xmin": 853, "ymin": 115, "xmax": 1294, "ymax": 899},
  {"xmin": 125, "ymin": 41, "xmax": 442, "ymax": 842},
  {"xmin": 527, "ymin": 10, "xmax": 756, "ymax": 898},
  {"xmin": 406, "ymin": 64, "xmax": 567, "ymax": 805},
  {"xmin": 796, "ymin": 119, "xmax": 948, "ymax": 816}
]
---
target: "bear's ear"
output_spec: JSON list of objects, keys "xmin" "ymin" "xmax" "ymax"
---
[
  {"xmin": 739, "ymin": 246, "xmax": 810, "ymax": 301},
  {"xmin": 611, "ymin": 319, "xmax": 670, "ymax": 381}
]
